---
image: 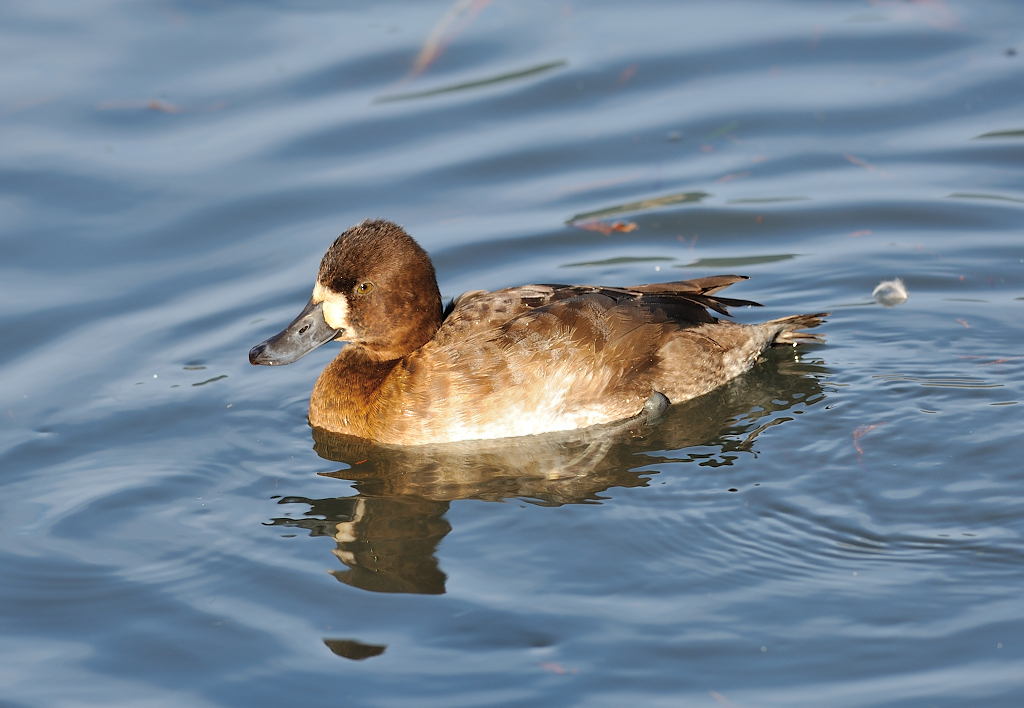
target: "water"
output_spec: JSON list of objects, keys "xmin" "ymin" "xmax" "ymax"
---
[{"xmin": 2, "ymin": 0, "xmax": 1023, "ymax": 705}]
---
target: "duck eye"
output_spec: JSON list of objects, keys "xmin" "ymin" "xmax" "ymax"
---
[{"xmin": 356, "ymin": 282, "xmax": 374, "ymax": 295}]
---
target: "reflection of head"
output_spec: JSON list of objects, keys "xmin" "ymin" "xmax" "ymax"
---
[
  {"xmin": 323, "ymin": 638, "xmax": 386, "ymax": 660},
  {"xmin": 268, "ymin": 495, "xmax": 449, "ymax": 595}
]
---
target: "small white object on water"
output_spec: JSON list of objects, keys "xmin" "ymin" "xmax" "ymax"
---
[{"xmin": 873, "ymin": 278, "xmax": 908, "ymax": 307}]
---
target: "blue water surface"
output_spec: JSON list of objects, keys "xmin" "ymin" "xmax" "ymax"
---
[{"xmin": 1, "ymin": 1, "xmax": 1023, "ymax": 706}]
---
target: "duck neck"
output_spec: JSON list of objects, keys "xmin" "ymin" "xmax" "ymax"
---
[
  {"xmin": 309, "ymin": 347, "xmax": 402, "ymax": 437},
  {"xmin": 358, "ymin": 286, "xmax": 443, "ymax": 362}
]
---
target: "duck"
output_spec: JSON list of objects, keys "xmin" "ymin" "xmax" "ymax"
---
[{"xmin": 249, "ymin": 219, "xmax": 827, "ymax": 446}]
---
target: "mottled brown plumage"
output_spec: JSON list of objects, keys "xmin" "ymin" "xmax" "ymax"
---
[{"xmin": 250, "ymin": 219, "xmax": 827, "ymax": 445}]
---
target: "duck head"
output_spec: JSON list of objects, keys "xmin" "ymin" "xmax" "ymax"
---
[{"xmin": 249, "ymin": 219, "xmax": 444, "ymax": 365}]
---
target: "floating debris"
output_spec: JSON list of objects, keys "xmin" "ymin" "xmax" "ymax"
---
[
  {"xmin": 410, "ymin": 0, "xmax": 491, "ymax": 77},
  {"xmin": 96, "ymin": 99, "xmax": 226, "ymax": 113},
  {"xmin": 538, "ymin": 661, "xmax": 577, "ymax": 675},
  {"xmin": 571, "ymin": 220, "xmax": 637, "ymax": 235},
  {"xmin": 872, "ymin": 278, "xmax": 908, "ymax": 307},
  {"xmin": 618, "ymin": 64, "xmax": 638, "ymax": 87},
  {"xmin": 853, "ymin": 422, "xmax": 886, "ymax": 460},
  {"xmin": 844, "ymin": 152, "xmax": 890, "ymax": 177}
]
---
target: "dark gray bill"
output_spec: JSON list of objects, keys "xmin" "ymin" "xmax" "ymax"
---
[{"xmin": 249, "ymin": 298, "xmax": 341, "ymax": 366}]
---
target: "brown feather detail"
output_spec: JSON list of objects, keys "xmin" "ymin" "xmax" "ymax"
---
[
  {"xmin": 628, "ymin": 274, "xmax": 748, "ymax": 294},
  {"xmin": 509, "ymin": 278, "xmax": 762, "ymax": 325}
]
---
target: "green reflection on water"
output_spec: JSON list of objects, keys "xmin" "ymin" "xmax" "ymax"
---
[
  {"xmin": 562, "ymin": 256, "xmax": 676, "ymax": 268},
  {"xmin": 726, "ymin": 197, "xmax": 810, "ymax": 204},
  {"xmin": 568, "ymin": 191, "xmax": 709, "ymax": 222},
  {"xmin": 948, "ymin": 192, "xmax": 1024, "ymax": 204},
  {"xmin": 974, "ymin": 129, "xmax": 1024, "ymax": 139},
  {"xmin": 676, "ymin": 254, "xmax": 797, "ymax": 268},
  {"xmin": 706, "ymin": 120, "xmax": 740, "ymax": 139}
]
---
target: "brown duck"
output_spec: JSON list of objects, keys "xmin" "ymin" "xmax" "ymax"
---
[{"xmin": 249, "ymin": 219, "xmax": 826, "ymax": 445}]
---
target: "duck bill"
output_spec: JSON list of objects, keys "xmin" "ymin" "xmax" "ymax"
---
[{"xmin": 249, "ymin": 298, "xmax": 341, "ymax": 366}]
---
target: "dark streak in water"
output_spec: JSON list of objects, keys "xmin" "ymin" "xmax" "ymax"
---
[
  {"xmin": 375, "ymin": 61, "xmax": 566, "ymax": 103},
  {"xmin": 874, "ymin": 375, "xmax": 1002, "ymax": 389},
  {"xmin": 831, "ymin": 301, "xmax": 877, "ymax": 308},
  {"xmin": 948, "ymin": 192, "xmax": 1024, "ymax": 204},
  {"xmin": 568, "ymin": 191, "xmax": 709, "ymax": 223},
  {"xmin": 974, "ymin": 129, "xmax": 1024, "ymax": 138},
  {"xmin": 192, "ymin": 375, "xmax": 228, "ymax": 387},
  {"xmin": 562, "ymin": 256, "xmax": 676, "ymax": 268},
  {"xmin": 676, "ymin": 254, "xmax": 797, "ymax": 268},
  {"xmin": 726, "ymin": 197, "xmax": 810, "ymax": 204}
]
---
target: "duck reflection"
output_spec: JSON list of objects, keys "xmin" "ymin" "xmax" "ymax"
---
[
  {"xmin": 270, "ymin": 494, "xmax": 450, "ymax": 594},
  {"xmin": 267, "ymin": 353, "xmax": 828, "ymax": 595}
]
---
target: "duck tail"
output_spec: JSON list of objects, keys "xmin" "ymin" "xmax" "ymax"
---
[{"xmin": 767, "ymin": 312, "xmax": 829, "ymax": 346}]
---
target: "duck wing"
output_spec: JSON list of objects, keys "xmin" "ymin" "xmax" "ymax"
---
[
  {"xmin": 437, "ymin": 275, "xmax": 762, "ymax": 386},
  {"xmin": 435, "ymin": 284, "xmax": 560, "ymax": 347},
  {"xmin": 440, "ymin": 274, "xmax": 760, "ymax": 335},
  {"xmin": 609, "ymin": 274, "xmax": 763, "ymax": 321},
  {"xmin": 393, "ymin": 277, "xmax": 766, "ymax": 442}
]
